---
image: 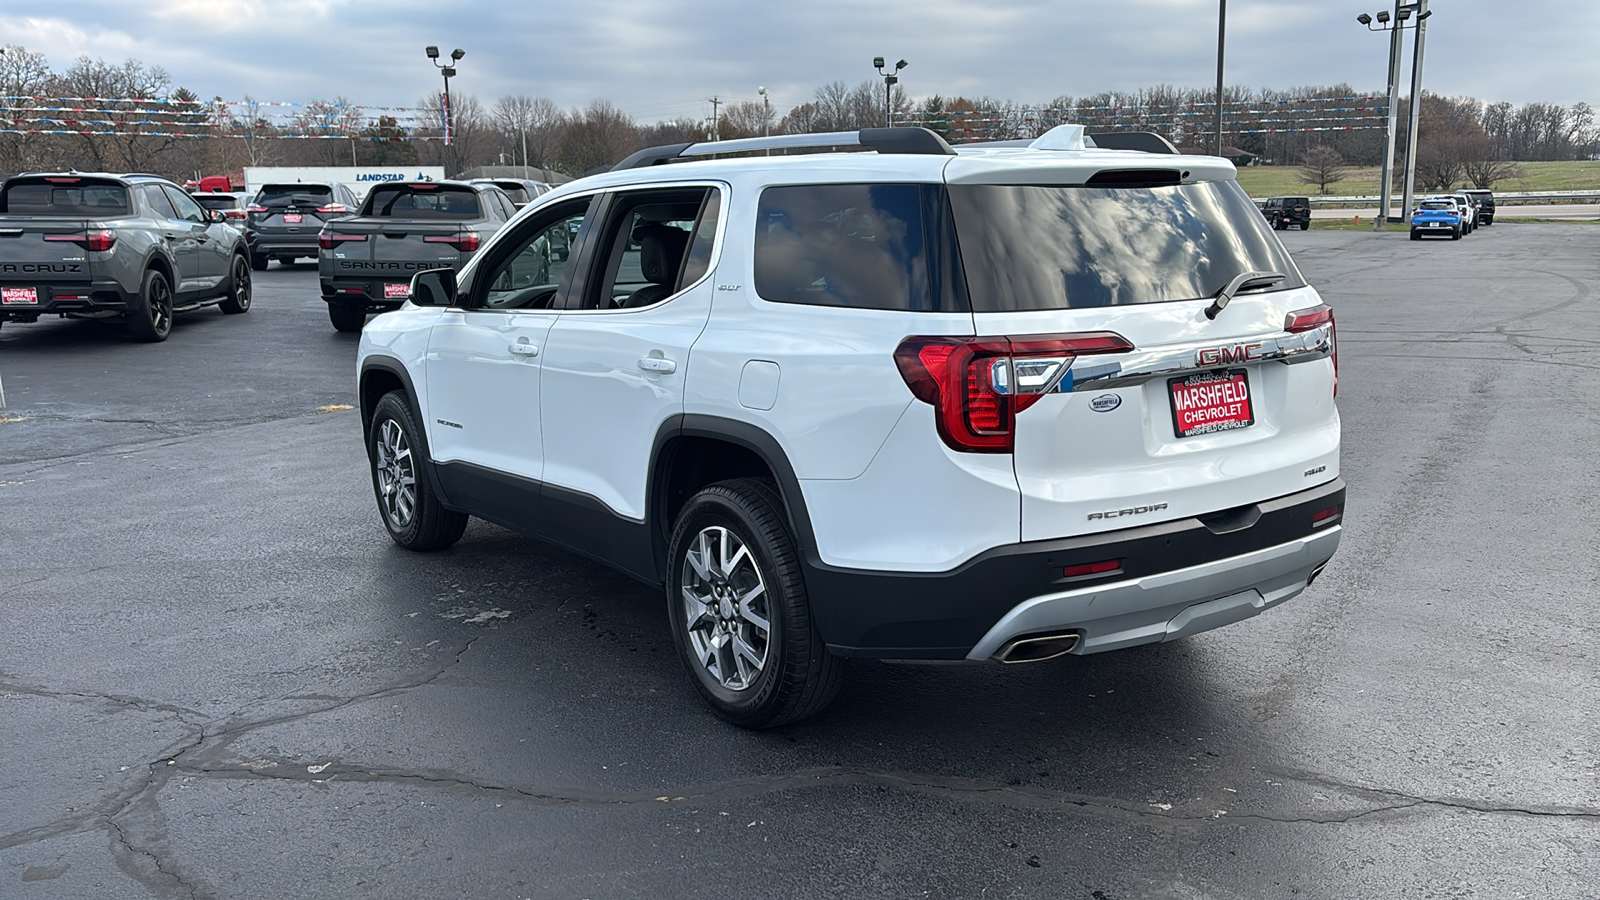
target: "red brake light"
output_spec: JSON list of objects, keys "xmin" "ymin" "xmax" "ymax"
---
[
  {"xmin": 224, "ymin": 210, "xmax": 246, "ymax": 219},
  {"xmin": 44, "ymin": 176, "xmax": 81, "ymax": 184},
  {"xmin": 248, "ymin": 204, "xmax": 268, "ymax": 214},
  {"xmin": 316, "ymin": 204, "xmax": 348, "ymax": 214},
  {"xmin": 424, "ymin": 232, "xmax": 480, "ymax": 252},
  {"xmin": 1285, "ymin": 304, "xmax": 1337, "ymax": 396},
  {"xmin": 43, "ymin": 230, "xmax": 115, "ymax": 251},
  {"xmin": 895, "ymin": 332, "xmax": 1133, "ymax": 453},
  {"xmin": 1062, "ymin": 559, "xmax": 1123, "ymax": 579},
  {"xmin": 408, "ymin": 183, "xmax": 438, "ymax": 190},
  {"xmin": 318, "ymin": 233, "xmax": 368, "ymax": 249}
]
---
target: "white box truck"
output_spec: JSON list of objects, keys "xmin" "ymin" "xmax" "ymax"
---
[{"xmin": 243, "ymin": 166, "xmax": 447, "ymax": 202}]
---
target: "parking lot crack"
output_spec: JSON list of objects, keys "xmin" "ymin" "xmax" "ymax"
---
[{"xmin": 106, "ymin": 818, "xmax": 202, "ymax": 900}]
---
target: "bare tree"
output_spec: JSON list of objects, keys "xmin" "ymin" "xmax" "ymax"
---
[
  {"xmin": 493, "ymin": 94, "xmax": 564, "ymax": 175},
  {"xmin": 555, "ymin": 100, "xmax": 636, "ymax": 175},
  {"xmin": 1462, "ymin": 154, "xmax": 1523, "ymax": 190},
  {"xmin": 1296, "ymin": 145, "xmax": 1349, "ymax": 194},
  {"xmin": 417, "ymin": 93, "xmax": 492, "ymax": 175},
  {"xmin": 0, "ymin": 45, "xmax": 58, "ymax": 172},
  {"xmin": 55, "ymin": 56, "xmax": 182, "ymax": 172}
]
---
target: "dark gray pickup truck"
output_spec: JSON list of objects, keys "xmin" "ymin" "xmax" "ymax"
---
[
  {"xmin": 318, "ymin": 180, "xmax": 515, "ymax": 332},
  {"xmin": 0, "ymin": 173, "xmax": 251, "ymax": 341}
]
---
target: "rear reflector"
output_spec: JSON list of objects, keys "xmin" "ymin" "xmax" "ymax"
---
[
  {"xmin": 1062, "ymin": 559, "xmax": 1122, "ymax": 579},
  {"xmin": 1312, "ymin": 506, "xmax": 1341, "ymax": 526},
  {"xmin": 896, "ymin": 332, "xmax": 1133, "ymax": 453}
]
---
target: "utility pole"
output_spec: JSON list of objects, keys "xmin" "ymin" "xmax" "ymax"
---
[
  {"xmin": 1400, "ymin": 0, "xmax": 1430, "ymax": 223},
  {"xmin": 708, "ymin": 97, "xmax": 720, "ymax": 141},
  {"xmin": 1214, "ymin": 0, "xmax": 1226, "ymax": 157}
]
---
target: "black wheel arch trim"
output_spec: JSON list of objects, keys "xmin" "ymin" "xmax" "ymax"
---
[
  {"xmin": 652, "ymin": 414, "xmax": 818, "ymax": 556},
  {"xmin": 358, "ymin": 356, "xmax": 455, "ymax": 509}
]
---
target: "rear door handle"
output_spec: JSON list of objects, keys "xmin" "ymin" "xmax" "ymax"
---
[
  {"xmin": 508, "ymin": 342, "xmax": 539, "ymax": 356},
  {"xmin": 637, "ymin": 357, "xmax": 676, "ymax": 374},
  {"xmin": 164, "ymin": 234, "xmax": 180, "ymax": 241}
]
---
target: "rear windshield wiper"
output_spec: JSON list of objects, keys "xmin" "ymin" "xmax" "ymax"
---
[{"xmin": 1205, "ymin": 271, "xmax": 1286, "ymax": 320}]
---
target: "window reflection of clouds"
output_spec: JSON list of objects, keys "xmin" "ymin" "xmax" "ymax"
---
[
  {"xmin": 755, "ymin": 184, "xmax": 930, "ymax": 311},
  {"xmin": 951, "ymin": 182, "xmax": 1302, "ymax": 312}
]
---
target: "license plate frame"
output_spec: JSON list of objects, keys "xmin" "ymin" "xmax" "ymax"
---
[
  {"xmin": 1169, "ymin": 369, "xmax": 1254, "ymax": 438},
  {"xmin": 282, "ymin": 213, "xmax": 303, "ymax": 224},
  {"xmin": 384, "ymin": 282, "xmax": 410, "ymax": 299},
  {"xmin": 1, "ymin": 286, "xmax": 39, "ymax": 305}
]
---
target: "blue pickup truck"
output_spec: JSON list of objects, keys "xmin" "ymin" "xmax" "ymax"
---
[{"xmin": 1410, "ymin": 199, "xmax": 1462, "ymax": 241}]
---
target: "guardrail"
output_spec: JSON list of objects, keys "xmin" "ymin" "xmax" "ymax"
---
[{"xmin": 1287, "ymin": 191, "xmax": 1600, "ymax": 209}]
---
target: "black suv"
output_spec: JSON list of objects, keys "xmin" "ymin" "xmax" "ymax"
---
[
  {"xmin": 1462, "ymin": 189, "xmax": 1495, "ymax": 226},
  {"xmin": 246, "ymin": 182, "xmax": 360, "ymax": 270},
  {"xmin": 1261, "ymin": 196, "xmax": 1311, "ymax": 231}
]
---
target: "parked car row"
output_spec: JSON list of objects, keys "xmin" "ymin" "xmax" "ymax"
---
[{"xmin": 1410, "ymin": 189, "xmax": 1496, "ymax": 240}]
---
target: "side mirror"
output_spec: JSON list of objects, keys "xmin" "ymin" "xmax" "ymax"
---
[
  {"xmin": 208, "ymin": 209, "xmax": 226, "ymax": 224},
  {"xmin": 410, "ymin": 268, "xmax": 458, "ymax": 307}
]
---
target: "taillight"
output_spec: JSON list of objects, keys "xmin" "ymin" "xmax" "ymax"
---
[
  {"xmin": 248, "ymin": 204, "xmax": 268, "ymax": 214},
  {"xmin": 894, "ymin": 332, "xmax": 1133, "ymax": 453},
  {"xmin": 224, "ymin": 210, "xmax": 246, "ymax": 219},
  {"xmin": 424, "ymin": 232, "xmax": 480, "ymax": 252},
  {"xmin": 1312, "ymin": 506, "xmax": 1342, "ymax": 527},
  {"xmin": 316, "ymin": 204, "xmax": 349, "ymax": 214},
  {"xmin": 43, "ymin": 230, "xmax": 116, "ymax": 251},
  {"xmin": 318, "ymin": 233, "xmax": 368, "ymax": 249},
  {"xmin": 1285, "ymin": 304, "xmax": 1337, "ymax": 396}
]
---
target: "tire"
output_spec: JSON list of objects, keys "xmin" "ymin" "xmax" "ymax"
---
[
  {"xmin": 1410, "ymin": 230, "xmax": 1421, "ymax": 241},
  {"xmin": 250, "ymin": 252, "xmax": 268, "ymax": 271},
  {"xmin": 219, "ymin": 254, "xmax": 252, "ymax": 314},
  {"xmin": 368, "ymin": 391, "xmax": 468, "ymax": 551},
  {"xmin": 1451, "ymin": 227, "xmax": 1462, "ymax": 240},
  {"xmin": 1299, "ymin": 220, "xmax": 1310, "ymax": 230},
  {"xmin": 126, "ymin": 268, "xmax": 173, "ymax": 342},
  {"xmin": 666, "ymin": 478, "xmax": 844, "ymax": 728},
  {"xmin": 328, "ymin": 301, "xmax": 367, "ymax": 333}
]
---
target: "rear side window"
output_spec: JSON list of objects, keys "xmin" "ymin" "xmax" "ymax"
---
[
  {"xmin": 1, "ymin": 179, "xmax": 129, "ymax": 215},
  {"xmin": 756, "ymin": 183, "xmax": 959, "ymax": 311},
  {"xmin": 948, "ymin": 181, "xmax": 1305, "ymax": 312},
  {"xmin": 192, "ymin": 195, "xmax": 240, "ymax": 211},
  {"xmin": 256, "ymin": 184, "xmax": 334, "ymax": 207},
  {"xmin": 364, "ymin": 185, "xmax": 482, "ymax": 219}
]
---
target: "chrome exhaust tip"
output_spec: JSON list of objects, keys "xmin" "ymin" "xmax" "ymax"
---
[{"xmin": 997, "ymin": 632, "xmax": 1081, "ymax": 664}]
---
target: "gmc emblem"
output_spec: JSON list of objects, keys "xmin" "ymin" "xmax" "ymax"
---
[{"xmin": 1197, "ymin": 343, "xmax": 1263, "ymax": 367}]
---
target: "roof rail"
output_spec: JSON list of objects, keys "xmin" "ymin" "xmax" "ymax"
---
[
  {"xmin": 1085, "ymin": 132, "xmax": 1179, "ymax": 155},
  {"xmin": 611, "ymin": 126, "xmax": 955, "ymax": 172}
]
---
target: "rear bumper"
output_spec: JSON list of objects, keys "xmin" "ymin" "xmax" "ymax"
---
[
  {"xmin": 320, "ymin": 275, "xmax": 414, "ymax": 310},
  {"xmin": 248, "ymin": 233, "xmax": 319, "ymax": 257},
  {"xmin": 805, "ymin": 479, "xmax": 1345, "ymax": 659},
  {"xmin": 0, "ymin": 280, "xmax": 136, "ymax": 318}
]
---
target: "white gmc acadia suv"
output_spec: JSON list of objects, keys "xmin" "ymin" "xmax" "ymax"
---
[{"xmin": 356, "ymin": 125, "xmax": 1343, "ymax": 727}]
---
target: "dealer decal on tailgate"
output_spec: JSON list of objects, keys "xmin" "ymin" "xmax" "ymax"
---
[{"xmin": 1169, "ymin": 370, "xmax": 1254, "ymax": 438}]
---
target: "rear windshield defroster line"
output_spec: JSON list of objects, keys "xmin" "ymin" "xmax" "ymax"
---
[{"xmin": 948, "ymin": 181, "xmax": 1305, "ymax": 312}]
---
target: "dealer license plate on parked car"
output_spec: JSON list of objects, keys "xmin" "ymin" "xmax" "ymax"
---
[
  {"xmin": 384, "ymin": 283, "xmax": 410, "ymax": 299},
  {"xmin": 1, "ymin": 287, "xmax": 38, "ymax": 305},
  {"xmin": 1169, "ymin": 370, "xmax": 1253, "ymax": 438},
  {"xmin": 283, "ymin": 214, "xmax": 302, "ymax": 223}
]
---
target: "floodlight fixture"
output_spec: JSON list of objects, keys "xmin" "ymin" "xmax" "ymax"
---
[
  {"xmin": 451, "ymin": 48, "xmax": 465, "ymax": 61},
  {"xmin": 425, "ymin": 45, "xmax": 440, "ymax": 59},
  {"xmin": 873, "ymin": 56, "xmax": 885, "ymax": 68},
  {"xmin": 1357, "ymin": 13, "xmax": 1372, "ymax": 24},
  {"xmin": 1376, "ymin": 10, "xmax": 1390, "ymax": 23}
]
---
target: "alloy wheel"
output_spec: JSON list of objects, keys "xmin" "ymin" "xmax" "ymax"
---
[
  {"xmin": 680, "ymin": 525, "xmax": 771, "ymax": 691},
  {"xmin": 374, "ymin": 419, "xmax": 417, "ymax": 529}
]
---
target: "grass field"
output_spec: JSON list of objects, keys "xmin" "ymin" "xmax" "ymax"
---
[{"xmin": 1236, "ymin": 159, "xmax": 1600, "ymax": 198}]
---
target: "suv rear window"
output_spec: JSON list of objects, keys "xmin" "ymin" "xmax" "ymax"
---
[
  {"xmin": 1420, "ymin": 200, "xmax": 1454, "ymax": 210},
  {"xmin": 1, "ymin": 178, "xmax": 130, "ymax": 215},
  {"xmin": 192, "ymin": 195, "xmax": 241, "ymax": 210},
  {"xmin": 364, "ymin": 185, "xmax": 482, "ymax": 219},
  {"xmin": 754, "ymin": 183, "xmax": 961, "ymax": 312},
  {"xmin": 256, "ymin": 184, "xmax": 334, "ymax": 207},
  {"xmin": 948, "ymin": 181, "xmax": 1304, "ymax": 311},
  {"xmin": 490, "ymin": 182, "xmax": 532, "ymax": 205}
]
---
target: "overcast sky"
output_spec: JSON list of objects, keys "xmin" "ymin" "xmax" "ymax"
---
[{"xmin": 2, "ymin": 0, "xmax": 1595, "ymax": 124}]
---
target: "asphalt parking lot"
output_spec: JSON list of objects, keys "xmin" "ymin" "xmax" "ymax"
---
[{"xmin": 3, "ymin": 228, "xmax": 1598, "ymax": 899}]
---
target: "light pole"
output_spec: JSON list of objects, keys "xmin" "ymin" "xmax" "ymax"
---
[
  {"xmin": 1358, "ymin": 3, "xmax": 1425, "ymax": 230},
  {"xmin": 757, "ymin": 86, "xmax": 771, "ymax": 137},
  {"xmin": 1399, "ymin": 0, "xmax": 1432, "ymax": 226},
  {"xmin": 425, "ymin": 45, "xmax": 464, "ymax": 146},
  {"xmin": 874, "ymin": 57, "xmax": 907, "ymax": 128},
  {"xmin": 1214, "ymin": 0, "xmax": 1226, "ymax": 157}
]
